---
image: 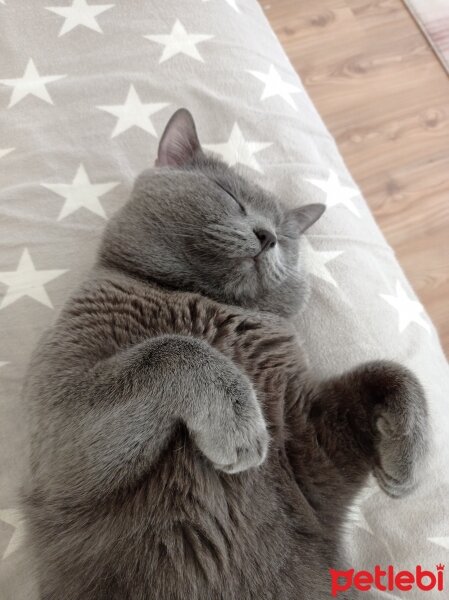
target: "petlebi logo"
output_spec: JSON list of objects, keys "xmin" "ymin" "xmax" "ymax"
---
[{"xmin": 330, "ymin": 564, "xmax": 445, "ymax": 596}]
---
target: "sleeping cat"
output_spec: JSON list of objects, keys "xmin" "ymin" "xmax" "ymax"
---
[{"xmin": 23, "ymin": 109, "xmax": 429, "ymax": 600}]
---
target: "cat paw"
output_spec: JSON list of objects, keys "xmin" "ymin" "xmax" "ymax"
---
[
  {"xmin": 191, "ymin": 383, "xmax": 269, "ymax": 475},
  {"xmin": 370, "ymin": 362, "xmax": 429, "ymax": 498}
]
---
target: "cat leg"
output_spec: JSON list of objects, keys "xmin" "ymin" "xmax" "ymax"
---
[
  {"xmin": 285, "ymin": 361, "xmax": 429, "ymax": 522},
  {"xmin": 31, "ymin": 335, "xmax": 268, "ymax": 501}
]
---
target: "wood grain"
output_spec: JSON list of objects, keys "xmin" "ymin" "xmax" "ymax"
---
[{"xmin": 260, "ymin": 0, "xmax": 449, "ymax": 356}]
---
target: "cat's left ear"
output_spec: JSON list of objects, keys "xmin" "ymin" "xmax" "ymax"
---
[
  {"xmin": 156, "ymin": 108, "xmax": 203, "ymax": 167},
  {"xmin": 288, "ymin": 203, "xmax": 326, "ymax": 234}
]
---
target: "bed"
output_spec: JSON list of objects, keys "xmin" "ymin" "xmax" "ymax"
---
[{"xmin": 1, "ymin": 1, "xmax": 448, "ymax": 598}]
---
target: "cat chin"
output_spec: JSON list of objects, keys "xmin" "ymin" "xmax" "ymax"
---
[
  {"xmin": 255, "ymin": 273, "xmax": 310, "ymax": 318},
  {"xmin": 218, "ymin": 267, "xmax": 306, "ymax": 316}
]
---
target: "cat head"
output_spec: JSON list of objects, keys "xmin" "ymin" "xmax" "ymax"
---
[{"xmin": 99, "ymin": 109, "xmax": 325, "ymax": 317}]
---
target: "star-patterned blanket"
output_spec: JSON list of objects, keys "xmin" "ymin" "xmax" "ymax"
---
[{"xmin": 0, "ymin": 1, "xmax": 448, "ymax": 599}]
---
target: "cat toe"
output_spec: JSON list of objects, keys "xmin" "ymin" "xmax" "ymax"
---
[
  {"xmin": 374, "ymin": 465, "xmax": 418, "ymax": 498},
  {"xmin": 215, "ymin": 427, "xmax": 269, "ymax": 475}
]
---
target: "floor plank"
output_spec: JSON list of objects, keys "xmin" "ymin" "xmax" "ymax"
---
[{"xmin": 260, "ymin": 0, "xmax": 449, "ymax": 356}]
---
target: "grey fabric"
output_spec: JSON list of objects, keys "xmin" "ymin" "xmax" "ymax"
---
[{"xmin": 0, "ymin": 1, "xmax": 448, "ymax": 598}]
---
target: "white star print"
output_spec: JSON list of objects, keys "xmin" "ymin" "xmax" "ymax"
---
[
  {"xmin": 42, "ymin": 163, "xmax": 119, "ymax": 220},
  {"xmin": 46, "ymin": 0, "xmax": 114, "ymax": 36},
  {"xmin": 305, "ymin": 170, "xmax": 361, "ymax": 217},
  {"xmin": 0, "ymin": 59, "xmax": 66, "ymax": 108},
  {"xmin": 247, "ymin": 65, "xmax": 302, "ymax": 110},
  {"xmin": 0, "ymin": 148, "xmax": 14, "ymax": 159},
  {"xmin": 380, "ymin": 281, "xmax": 430, "ymax": 334},
  {"xmin": 144, "ymin": 20, "xmax": 213, "ymax": 63},
  {"xmin": 202, "ymin": 0, "xmax": 240, "ymax": 13},
  {"xmin": 0, "ymin": 249, "xmax": 67, "ymax": 310},
  {"xmin": 0, "ymin": 509, "xmax": 26, "ymax": 559},
  {"xmin": 428, "ymin": 536, "xmax": 449, "ymax": 550},
  {"xmin": 302, "ymin": 239, "xmax": 343, "ymax": 287},
  {"xmin": 203, "ymin": 123, "xmax": 272, "ymax": 173},
  {"xmin": 97, "ymin": 85, "xmax": 169, "ymax": 138}
]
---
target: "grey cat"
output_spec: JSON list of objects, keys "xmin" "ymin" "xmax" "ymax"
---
[{"xmin": 23, "ymin": 109, "xmax": 429, "ymax": 600}]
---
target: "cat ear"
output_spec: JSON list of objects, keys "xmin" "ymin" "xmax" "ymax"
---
[
  {"xmin": 288, "ymin": 203, "xmax": 326, "ymax": 234},
  {"xmin": 156, "ymin": 108, "xmax": 202, "ymax": 167}
]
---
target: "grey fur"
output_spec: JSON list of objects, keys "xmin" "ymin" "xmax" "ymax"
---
[{"xmin": 23, "ymin": 109, "xmax": 429, "ymax": 600}]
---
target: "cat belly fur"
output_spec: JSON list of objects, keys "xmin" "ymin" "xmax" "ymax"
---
[{"xmin": 23, "ymin": 272, "xmax": 357, "ymax": 600}]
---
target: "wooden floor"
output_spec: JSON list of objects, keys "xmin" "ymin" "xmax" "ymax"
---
[{"xmin": 260, "ymin": 0, "xmax": 449, "ymax": 356}]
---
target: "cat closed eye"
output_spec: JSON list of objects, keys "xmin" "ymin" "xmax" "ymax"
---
[{"xmin": 215, "ymin": 181, "xmax": 246, "ymax": 214}]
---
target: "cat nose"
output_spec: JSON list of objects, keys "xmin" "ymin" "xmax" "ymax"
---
[{"xmin": 254, "ymin": 228, "xmax": 277, "ymax": 252}]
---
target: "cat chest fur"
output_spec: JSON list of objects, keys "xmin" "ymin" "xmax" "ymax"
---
[{"xmin": 63, "ymin": 274, "xmax": 306, "ymax": 402}]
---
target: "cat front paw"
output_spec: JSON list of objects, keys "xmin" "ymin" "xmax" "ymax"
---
[
  {"xmin": 191, "ymin": 381, "xmax": 269, "ymax": 475},
  {"xmin": 369, "ymin": 362, "xmax": 429, "ymax": 498}
]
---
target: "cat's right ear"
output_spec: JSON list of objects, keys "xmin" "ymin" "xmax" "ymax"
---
[{"xmin": 156, "ymin": 108, "xmax": 202, "ymax": 168}]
